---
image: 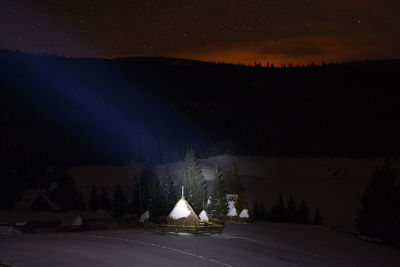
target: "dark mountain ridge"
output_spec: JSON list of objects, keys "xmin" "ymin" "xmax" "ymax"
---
[{"xmin": 1, "ymin": 49, "xmax": 400, "ymax": 171}]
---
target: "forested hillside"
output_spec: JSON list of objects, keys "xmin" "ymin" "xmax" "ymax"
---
[{"xmin": 1, "ymin": 49, "xmax": 400, "ymax": 171}]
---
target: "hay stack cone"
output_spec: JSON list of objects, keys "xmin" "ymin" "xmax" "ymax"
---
[
  {"xmin": 227, "ymin": 200, "xmax": 238, "ymax": 217},
  {"xmin": 199, "ymin": 209, "xmax": 209, "ymax": 222},
  {"xmin": 199, "ymin": 202, "xmax": 209, "ymax": 222},
  {"xmin": 167, "ymin": 186, "xmax": 200, "ymax": 226}
]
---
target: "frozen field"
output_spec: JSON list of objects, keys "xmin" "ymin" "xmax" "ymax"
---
[{"xmin": 1, "ymin": 222, "xmax": 399, "ymax": 267}]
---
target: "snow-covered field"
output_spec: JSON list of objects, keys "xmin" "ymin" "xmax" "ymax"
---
[{"xmin": 1, "ymin": 222, "xmax": 399, "ymax": 267}]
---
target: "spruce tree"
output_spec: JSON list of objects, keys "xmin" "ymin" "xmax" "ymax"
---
[
  {"xmin": 296, "ymin": 200, "xmax": 310, "ymax": 224},
  {"xmin": 269, "ymin": 193, "xmax": 286, "ymax": 222},
  {"xmin": 355, "ymin": 161, "xmax": 398, "ymax": 241},
  {"xmin": 99, "ymin": 187, "xmax": 111, "ymax": 211},
  {"xmin": 208, "ymin": 166, "xmax": 228, "ymax": 218},
  {"xmin": 112, "ymin": 184, "xmax": 128, "ymax": 217},
  {"xmin": 149, "ymin": 178, "xmax": 166, "ymax": 222},
  {"xmin": 89, "ymin": 185, "xmax": 99, "ymax": 211},
  {"xmin": 132, "ymin": 177, "xmax": 142, "ymax": 215},
  {"xmin": 162, "ymin": 170, "xmax": 178, "ymax": 211},
  {"xmin": 136, "ymin": 163, "xmax": 157, "ymax": 213},
  {"xmin": 313, "ymin": 206, "xmax": 323, "ymax": 225},
  {"xmin": 287, "ymin": 193, "xmax": 296, "ymax": 223},
  {"xmin": 228, "ymin": 162, "xmax": 243, "ymax": 195},
  {"xmin": 148, "ymin": 170, "xmax": 178, "ymax": 222},
  {"xmin": 182, "ymin": 148, "xmax": 206, "ymax": 213},
  {"xmin": 253, "ymin": 200, "xmax": 260, "ymax": 220},
  {"xmin": 260, "ymin": 203, "xmax": 266, "ymax": 220},
  {"xmin": 389, "ymin": 181, "xmax": 400, "ymax": 246},
  {"xmin": 55, "ymin": 166, "xmax": 85, "ymax": 210}
]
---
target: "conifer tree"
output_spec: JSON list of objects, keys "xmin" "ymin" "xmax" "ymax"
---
[
  {"xmin": 55, "ymin": 166, "xmax": 85, "ymax": 210},
  {"xmin": 260, "ymin": 203, "xmax": 266, "ymax": 220},
  {"xmin": 149, "ymin": 170, "xmax": 178, "ymax": 222},
  {"xmin": 313, "ymin": 206, "xmax": 323, "ymax": 225},
  {"xmin": 208, "ymin": 166, "xmax": 228, "ymax": 217},
  {"xmin": 135, "ymin": 163, "xmax": 157, "ymax": 214},
  {"xmin": 99, "ymin": 187, "xmax": 111, "ymax": 211},
  {"xmin": 296, "ymin": 200, "xmax": 310, "ymax": 224},
  {"xmin": 253, "ymin": 200, "xmax": 260, "ymax": 220},
  {"xmin": 356, "ymin": 161, "xmax": 398, "ymax": 241},
  {"xmin": 112, "ymin": 184, "xmax": 128, "ymax": 217},
  {"xmin": 269, "ymin": 193, "xmax": 286, "ymax": 222},
  {"xmin": 89, "ymin": 185, "xmax": 99, "ymax": 211},
  {"xmin": 132, "ymin": 177, "xmax": 142, "ymax": 215},
  {"xmin": 287, "ymin": 193, "xmax": 296, "ymax": 223},
  {"xmin": 162, "ymin": 170, "xmax": 178, "ymax": 211},
  {"xmin": 182, "ymin": 148, "xmax": 206, "ymax": 213},
  {"xmin": 227, "ymin": 162, "xmax": 243, "ymax": 195},
  {"xmin": 389, "ymin": 181, "xmax": 400, "ymax": 246},
  {"xmin": 149, "ymin": 178, "xmax": 166, "ymax": 222}
]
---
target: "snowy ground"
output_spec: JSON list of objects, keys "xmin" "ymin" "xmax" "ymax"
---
[{"xmin": 1, "ymin": 222, "xmax": 399, "ymax": 267}]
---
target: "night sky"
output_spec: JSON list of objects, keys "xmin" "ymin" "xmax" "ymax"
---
[{"xmin": 1, "ymin": 0, "xmax": 399, "ymax": 65}]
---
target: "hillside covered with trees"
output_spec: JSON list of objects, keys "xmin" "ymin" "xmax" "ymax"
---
[{"xmin": 1, "ymin": 49, "xmax": 400, "ymax": 177}]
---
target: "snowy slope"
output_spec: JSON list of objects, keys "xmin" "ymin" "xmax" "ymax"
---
[
  {"xmin": 227, "ymin": 201, "xmax": 237, "ymax": 217},
  {"xmin": 1, "ymin": 222, "xmax": 399, "ymax": 267}
]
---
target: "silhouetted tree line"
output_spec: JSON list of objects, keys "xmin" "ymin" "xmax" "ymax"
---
[
  {"xmin": 253, "ymin": 194, "xmax": 323, "ymax": 225},
  {"xmin": 208, "ymin": 160, "xmax": 245, "ymax": 218},
  {"xmin": 89, "ymin": 173, "xmax": 178, "ymax": 221},
  {"xmin": 82, "ymin": 165, "xmax": 180, "ymax": 221},
  {"xmin": 131, "ymin": 164, "xmax": 179, "ymax": 222},
  {"xmin": 1, "ymin": 49, "xmax": 400, "ymax": 208},
  {"xmin": 92, "ymin": 148, "xmax": 240, "ymax": 220},
  {"xmin": 355, "ymin": 161, "xmax": 400, "ymax": 246},
  {"xmin": 183, "ymin": 148, "xmax": 244, "ymax": 217}
]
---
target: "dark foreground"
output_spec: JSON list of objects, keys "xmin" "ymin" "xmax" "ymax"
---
[{"xmin": 1, "ymin": 222, "xmax": 399, "ymax": 267}]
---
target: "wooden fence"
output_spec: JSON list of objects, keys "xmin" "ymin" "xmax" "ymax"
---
[
  {"xmin": 0, "ymin": 223, "xmax": 16, "ymax": 236},
  {"xmin": 143, "ymin": 222, "xmax": 224, "ymax": 236}
]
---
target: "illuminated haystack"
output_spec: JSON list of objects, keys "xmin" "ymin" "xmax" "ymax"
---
[
  {"xmin": 139, "ymin": 210, "xmax": 149, "ymax": 223},
  {"xmin": 239, "ymin": 209, "xmax": 249, "ymax": 218},
  {"xmin": 226, "ymin": 194, "xmax": 248, "ymax": 218},
  {"xmin": 227, "ymin": 200, "xmax": 238, "ymax": 217},
  {"xmin": 167, "ymin": 187, "xmax": 200, "ymax": 226},
  {"xmin": 199, "ymin": 209, "xmax": 209, "ymax": 221}
]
